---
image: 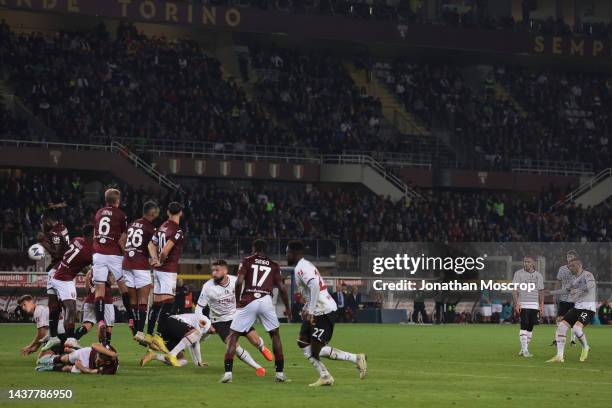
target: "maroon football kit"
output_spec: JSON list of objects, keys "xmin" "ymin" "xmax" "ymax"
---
[
  {"xmin": 236, "ymin": 254, "xmax": 282, "ymax": 308},
  {"xmin": 122, "ymin": 217, "xmax": 156, "ymax": 270},
  {"xmin": 93, "ymin": 206, "xmax": 127, "ymax": 256},
  {"xmin": 152, "ymin": 220, "xmax": 184, "ymax": 273}
]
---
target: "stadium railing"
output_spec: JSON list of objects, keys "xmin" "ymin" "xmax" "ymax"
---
[
  {"xmin": 91, "ymin": 136, "xmax": 321, "ymax": 163},
  {"xmin": 510, "ymin": 158, "xmax": 594, "ymax": 176},
  {"xmin": 550, "ymin": 167, "xmax": 612, "ymax": 210},
  {"xmin": 322, "ymin": 154, "xmax": 424, "ymax": 200},
  {"xmin": 344, "ymin": 150, "xmax": 432, "ymax": 169},
  {"xmin": 110, "ymin": 141, "xmax": 180, "ymax": 191}
]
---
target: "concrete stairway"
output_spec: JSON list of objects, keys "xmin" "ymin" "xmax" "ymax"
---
[
  {"xmin": 344, "ymin": 62, "xmax": 430, "ymax": 137},
  {"xmin": 320, "ymin": 154, "xmax": 422, "ymax": 202},
  {"xmin": 551, "ymin": 168, "xmax": 612, "ymax": 210}
]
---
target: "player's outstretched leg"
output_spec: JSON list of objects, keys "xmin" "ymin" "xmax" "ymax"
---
[
  {"xmin": 547, "ymin": 321, "xmax": 568, "ymax": 362},
  {"xmin": 320, "ymin": 346, "xmax": 367, "ymax": 379},
  {"xmin": 236, "ymin": 345, "xmax": 265, "ymax": 377},
  {"xmin": 165, "ymin": 329, "xmax": 199, "ymax": 367},
  {"xmin": 572, "ymin": 323, "xmax": 590, "ymax": 362},
  {"xmin": 246, "ymin": 329, "xmax": 273, "ymax": 361}
]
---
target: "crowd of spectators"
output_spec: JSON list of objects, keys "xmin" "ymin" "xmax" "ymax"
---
[
  {"xmin": 496, "ymin": 66, "xmax": 611, "ymax": 171},
  {"xmin": 1, "ymin": 21, "xmax": 280, "ymax": 147},
  {"xmin": 3, "ymin": 19, "xmax": 611, "ymax": 170},
  {"xmin": 251, "ymin": 47, "xmax": 385, "ymax": 153},
  {"xmin": 374, "ymin": 60, "xmax": 612, "ymax": 170},
  {"xmin": 2, "ymin": 171, "xmax": 611, "ymax": 262}
]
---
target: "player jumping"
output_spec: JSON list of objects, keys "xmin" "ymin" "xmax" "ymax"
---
[
  {"xmin": 548, "ymin": 257, "xmax": 596, "ymax": 363},
  {"xmin": 147, "ymin": 202, "xmax": 185, "ymax": 353},
  {"xmin": 287, "ymin": 240, "xmax": 367, "ymax": 386},
  {"xmin": 38, "ymin": 209, "xmax": 70, "ymax": 351},
  {"xmin": 512, "ymin": 256, "xmax": 544, "ymax": 358},
  {"xmin": 195, "ymin": 259, "xmax": 272, "ymax": 377},
  {"xmin": 220, "ymin": 240, "xmax": 291, "ymax": 384},
  {"xmin": 122, "ymin": 200, "xmax": 159, "ymax": 345},
  {"xmin": 42, "ymin": 225, "xmax": 95, "ymax": 351},
  {"xmin": 92, "ymin": 188, "xmax": 131, "ymax": 343}
]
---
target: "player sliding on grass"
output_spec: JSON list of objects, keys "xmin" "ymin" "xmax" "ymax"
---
[
  {"xmin": 548, "ymin": 257, "xmax": 596, "ymax": 363},
  {"xmin": 221, "ymin": 240, "xmax": 291, "ymax": 384},
  {"xmin": 141, "ymin": 310, "xmax": 213, "ymax": 367},
  {"xmin": 195, "ymin": 259, "xmax": 272, "ymax": 377},
  {"xmin": 287, "ymin": 240, "xmax": 367, "ymax": 386},
  {"xmin": 512, "ymin": 256, "xmax": 544, "ymax": 358}
]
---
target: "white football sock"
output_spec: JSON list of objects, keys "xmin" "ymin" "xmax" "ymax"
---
[
  {"xmin": 519, "ymin": 330, "xmax": 529, "ymax": 352},
  {"xmin": 308, "ymin": 356, "xmax": 329, "ymax": 378},
  {"xmin": 572, "ymin": 325, "xmax": 588, "ymax": 348},
  {"xmin": 556, "ymin": 324, "xmax": 568, "ymax": 358},
  {"xmin": 170, "ymin": 337, "xmax": 191, "ymax": 357},
  {"xmin": 526, "ymin": 331, "xmax": 533, "ymax": 348},
  {"xmin": 302, "ymin": 345, "xmax": 329, "ymax": 377},
  {"xmin": 256, "ymin": 336, "xmax": 265, "ymax": 350},
  {"xmin": 237, "ymin": 345, "xmax": 261, "ymax": 369},
  {"xmin": 320, "ymin": 346, "xmax": 358, "ymax": 363}
]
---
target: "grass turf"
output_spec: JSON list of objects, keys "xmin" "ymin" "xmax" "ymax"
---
[{"xmin": 0, "ymin": 323, "xmax": 611, "ymax": 408}]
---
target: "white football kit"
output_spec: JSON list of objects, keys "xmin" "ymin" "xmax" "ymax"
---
[
  {"xmin": 196, "ymin": 275, "xmax": 237, "ymax": 323},
  {"xmin": 294, "ymin": 258, "xmax": 337, "ymax": 316}
]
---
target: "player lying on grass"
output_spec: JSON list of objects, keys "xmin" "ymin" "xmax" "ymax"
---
[
  {"xmin": 36, "ymin": 343, "xmax": 119, "ymax": 375},
  {"xmin": 18, "ymin": 295, "xmax": 65, "ymax": 356},
  {"xmin": 195, "ymin": 259, "xmax": 273, "ymax": 377},
  {"xmin": 141, "ymin": 310, "xmax": 214, "ymax": 367},
  {"xmin": 287, "ymin": 240, "xmax": 367, "ymax": 387},
  {"xmin": 548, "ymin": 257, "xmax": 596, "ymax": 363}
]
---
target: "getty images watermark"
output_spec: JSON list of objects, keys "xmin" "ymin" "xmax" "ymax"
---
[{"xmin": 371, "ymin": 253, "xmax": 537, "ymax": 292}]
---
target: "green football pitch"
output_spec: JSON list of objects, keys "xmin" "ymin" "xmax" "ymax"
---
[{"xmin": 0, "ymin": 323, "xmax": 611, "ymax": 408}]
